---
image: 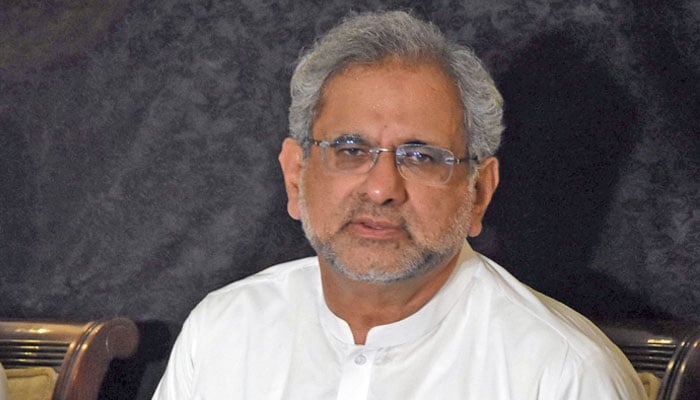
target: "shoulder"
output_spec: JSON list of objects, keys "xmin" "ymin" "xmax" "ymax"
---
[
  {"xmin": 182, "ymin": 256, "xmax": 319, "ymax": 333},
  {"xmin": 467, "ymin": 253, "xmax": 646, "ymax": 398},
  {"xmin": 198, "ymin": 256, "xmax": 318, "ymax": 312},
  {"xmin": 471, "ymin": 253, "xmax": 613, "ymax": 352}
]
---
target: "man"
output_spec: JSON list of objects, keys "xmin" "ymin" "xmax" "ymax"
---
[{"xmin": 153, "ymin": 10, "xmax": 646, "ymax": 399}]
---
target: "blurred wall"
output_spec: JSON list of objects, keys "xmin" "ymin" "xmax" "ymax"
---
[{"xmin": 1, "ymin": 0, "xmax": 698, "ymax": 398}]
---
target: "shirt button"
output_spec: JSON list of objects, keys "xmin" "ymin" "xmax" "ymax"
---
[{"xmin": 354, "ymin": 354, "xmax": 367, "ymax": 365}]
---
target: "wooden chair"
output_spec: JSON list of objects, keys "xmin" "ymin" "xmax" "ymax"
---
[
  {"xmin": 0, "ymin": 317, "xmax": 139, "ymax": 400},
  {"xmin": 596, "ymin": 319, "xmax": 700, "ymax": 400}
]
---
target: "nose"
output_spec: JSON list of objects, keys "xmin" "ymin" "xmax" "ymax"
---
[{"xmin": 360, "ymin": 150, "xmax": 408, "ymax": 206}]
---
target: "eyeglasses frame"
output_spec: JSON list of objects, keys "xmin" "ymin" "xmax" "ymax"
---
[{"xmin": 306, "ymin": 138, "xmax": 478, "ymax": 185}]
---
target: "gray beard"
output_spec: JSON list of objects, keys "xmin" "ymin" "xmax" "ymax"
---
[
  {"xmin": 296, "ymin": 167, "xmax": 475, "ymax": 284},
  {"xmin": 303, "ymin": 227, "xmax": 458, "ymax": 283}
]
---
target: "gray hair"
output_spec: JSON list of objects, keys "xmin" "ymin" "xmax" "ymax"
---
[{"xmin": 288, "ymin": 10, "xmax": 504, "ymax": 162}]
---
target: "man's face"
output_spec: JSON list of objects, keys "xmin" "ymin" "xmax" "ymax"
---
[{"xmin": 285, "ymin": 59, "xmax": 482, "ymax": 283}]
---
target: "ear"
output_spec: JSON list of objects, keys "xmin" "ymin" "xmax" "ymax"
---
[
  {"xmin": 279, "ymin": 137, "xmax": 304, "ymax": 220},
  {"xmin": 468, "ymin": 157, "xmax": 499, "ymax": 237}
]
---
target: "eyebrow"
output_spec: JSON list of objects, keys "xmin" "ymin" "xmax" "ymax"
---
[
  {"xmin": 327, "ymin": 134, "xmax": 430, "ymax": 147},
  {"xmin": 404, "ymin": 140, "xmax": 428, "ymax": 146},
  {"xmin": 328, "ymin": 133, "xmax": 368, "ymax": 145}
]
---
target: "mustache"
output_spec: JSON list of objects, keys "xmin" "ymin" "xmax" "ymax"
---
[{"xmin": 339, "ymin": 202, "xmax": 411, "ymax": 234}]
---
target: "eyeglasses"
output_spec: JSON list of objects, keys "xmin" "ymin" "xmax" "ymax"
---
[{"xmin": 309, "ymin": 136, "xmax": 476, "ymax": 185}]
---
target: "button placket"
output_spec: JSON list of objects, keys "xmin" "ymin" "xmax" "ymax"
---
[{"xmin": 336, "ymin": 348, "xmax": 377, "ymax": 400}]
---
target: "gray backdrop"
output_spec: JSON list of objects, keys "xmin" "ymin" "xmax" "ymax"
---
[{"xmin": 1, "ymin": 0, "xmax": 698, "ymax": 398}]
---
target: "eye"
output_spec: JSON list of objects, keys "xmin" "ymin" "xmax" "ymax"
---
[
  {"xmin": 331, "ymin": 138, "xmax": 370, "ymax": 159},
  {"xmin": 401, "ymin": 148, "xmax": 439, "ymax": 165},
  {"xmin": 335, "ymin": 145, "xmax": 368, "ymax": 157},
  {"xmin": 408, "ymin": 151, "xmax": 434, "ymax": 163}
]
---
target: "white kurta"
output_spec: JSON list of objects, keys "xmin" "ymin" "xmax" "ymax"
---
[
  {"xmin": 0, "ymin": 362, "xmax": 7, "ymax": 400},
  {"xmin": 153, "ymin": 243, "xmax": 646, "ymax": 400}
]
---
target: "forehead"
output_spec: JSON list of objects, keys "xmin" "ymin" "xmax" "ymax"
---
[{"xmin": 314, "ymin": 58, "xmax": 465, "ymax": 148}]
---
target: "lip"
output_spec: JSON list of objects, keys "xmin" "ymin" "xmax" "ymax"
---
[{"xmin": 346, "ymin": 216, "xmax": 406, "ymax": 239}]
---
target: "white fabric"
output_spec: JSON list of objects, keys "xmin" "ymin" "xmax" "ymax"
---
[
  {"xmin": 153, "ymin": 242, "xmax": 646, "ymax": 400},
  {"xmin": 0, "ymin": 362, "xmax": 7, "ymax": 400}
]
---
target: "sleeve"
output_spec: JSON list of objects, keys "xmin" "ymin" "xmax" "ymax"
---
[
  {"xmin": 551, "ymin": 347, "xmax": 648, "ymax": 400},
  {"xmin": 0, "ymin": 362, "xmax": 8, "ymax": 400},
  {"xmin": 151, "ymin": 311, "xmax": 200, "ymax": 400}
]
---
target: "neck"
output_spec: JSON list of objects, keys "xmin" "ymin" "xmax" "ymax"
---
[{"xmin": 319, "ymin": 251, "xmax": 461, "ymax": 344}]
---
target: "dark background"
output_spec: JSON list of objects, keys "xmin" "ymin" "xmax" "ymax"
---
[{"xmin": 1, "ymin": 0, "xmax": 698, "ymax": 398}]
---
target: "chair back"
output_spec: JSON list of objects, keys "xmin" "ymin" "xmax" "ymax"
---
[
  {"xmin": 0, "ymin": 317, "xmax": 138, "ymax": 400},
  {"xmin": 597, "ymin": 320, "xmax": 700, "ymax": 400}
]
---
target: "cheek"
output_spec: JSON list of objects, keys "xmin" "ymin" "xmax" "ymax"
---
[
  {"xmin": 300, "ymin": 168, "xmax": 354, "ymax": 230},
  {"xmin": 407, "ymin": 185, "xmax": 473, "ymax": 232}
]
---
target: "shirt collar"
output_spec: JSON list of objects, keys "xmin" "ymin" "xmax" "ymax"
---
[{"xmin": 317, "ymin": 241, "xmax": 481, "ymax": 348}]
